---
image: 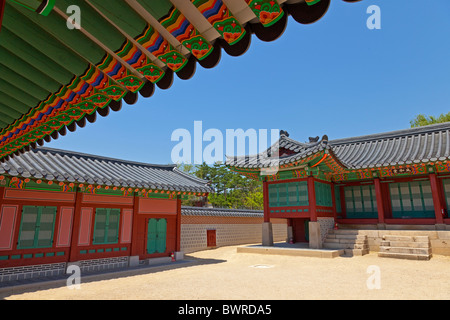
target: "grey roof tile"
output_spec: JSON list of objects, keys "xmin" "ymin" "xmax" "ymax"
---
[
  {"xmin": 181, "ymin": 206, "xmax": 263, "ymax": 217},
  {"xmin": 226, "ymin": 123, "xmax": 450, "ymax": 170},
  {"xmin": 0, "ymin": 147, "xmax": 213, "ymax": 193}
]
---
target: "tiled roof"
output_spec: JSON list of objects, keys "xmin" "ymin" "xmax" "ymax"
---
[
  {"xmin": 181, "ymin": 206, "xmax": 263, "ymax": 217},
  {"xmin": 0, "ymin": 147, "xmax": 213, "ymax": 193},
  {"xmin": 226, "ymin": 122, "xmax": 450, "ymax": 170}
]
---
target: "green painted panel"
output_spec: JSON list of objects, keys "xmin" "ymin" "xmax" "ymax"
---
[
  {"xmin": 136, "ymin": 0, "xmax": 173, "ymax": 21},
  {"xmin": 93, "ymin": 208, "xmax": 121, "ymax": 245},
  {"xmin": 89, "ymin": 0, "xmax": 147, "ymax": 38},
  {"xmin": 147, "ymin": 218, "xmax": 157, "ymax": 254},
  {"xmin": 3, "ymin": 7, "xmax": 92, "ymax": 75},
  {"xmin": 156, "ymin": 219, "xmax": 167, "ymax": 253},
  {"xmin": 389, "ymin": 181, "xmax": 434, "ymax": 219},
  {"xmin": 9, "ymin": 2, "xmax": 106, "ymax": 65},
  {"xmin": 268, "ymin": 182, "xmax": 308, "ymax": 207},
  {"xmin": 0, "ymin": 64, "xmax": 51, "ymax": 101},
  {"xmin": 93, "ymin": 208, "xmax": 108, "ymax": 245},
  {"xmin": 334, "ymin": 186, "xmax": 342, "ymax": 214},
  {"xmin": 17, "ymin": 206, "xmax": 56, "ymax": 249},
  {"xmin": 315, "ymin": 182, "xmax": 332, "ymax": 207},
  {"xmin": 344, "ymin": 185, "xmax": 378, "ymax": 219},
  {"xmin": 57, "ymin": 0, "xmax": 126, "ymax": 51}
]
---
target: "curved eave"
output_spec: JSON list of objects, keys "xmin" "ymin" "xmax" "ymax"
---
[{"xmin": 0, "ymin": 0, "xmax": 363, "ymax": 162}]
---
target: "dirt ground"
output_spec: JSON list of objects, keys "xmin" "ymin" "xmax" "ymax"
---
[{"xmin": 2, "ymin": 244, "xmax": 450, "ymax": 300}]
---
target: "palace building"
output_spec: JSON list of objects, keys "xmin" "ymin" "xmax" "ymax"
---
[
  {"xmin": 226, "ymin": 123, "xmax": 450, "ymax": 251},
  {"xmin": 0, "ymin": 147, "xmax": 212, "ymax": 280}
]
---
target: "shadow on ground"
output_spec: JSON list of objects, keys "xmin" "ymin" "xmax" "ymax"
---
[{"xmin": 0, "ymin": 256, "xmax": 226, "ymax": 298}]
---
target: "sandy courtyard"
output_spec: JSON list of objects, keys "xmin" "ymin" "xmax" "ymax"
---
[{"xmin": 2, "ymin": 244, "xmax": 450, "ymax": 300}]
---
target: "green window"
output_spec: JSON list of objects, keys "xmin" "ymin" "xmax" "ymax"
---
[
  {"xmin": 389, "ymin": 181, "xmax": 434, "ymax": 218},
  {"xmin": 268, "ymin": 182, "xmax": 308, "ymax": 207},
  {"xmin": 93, "ymin": 208, "xmax": 121, "ymax": 245},
  {"xmin": 344, "ymin": 185, "xmax": 378, "ymax": 219},
  {"xmin": 17, "ymin": 206, "xmax": 57, "ymax": 249},
  {"xmin": 315, "ymin": 182, "xmax": 332, "ymax": 207},
  {"xmin": 147, "ymin": 218, "xmax": 167, "ymax": 254}
]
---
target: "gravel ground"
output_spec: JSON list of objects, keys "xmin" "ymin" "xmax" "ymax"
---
[{"xmin": 2, "ymin": 245, "xmax": 450, "ymax": 300}]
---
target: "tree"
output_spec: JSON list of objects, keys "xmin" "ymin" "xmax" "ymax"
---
[
  {"xmin": 178, "ymin": 162, "xmax": 263, "ymax": 210},
  {"xmin": 410, "ymin": 112, "xmax": 450, "ymax": 127}
]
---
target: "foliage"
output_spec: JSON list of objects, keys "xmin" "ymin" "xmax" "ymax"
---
[
  {"xmin": 410, "ymin": 112, "xmax": 450, "ymax": 127},
  {"xmin": 178, "ymin": 162, "xmax": 263, "ymax": 210}
]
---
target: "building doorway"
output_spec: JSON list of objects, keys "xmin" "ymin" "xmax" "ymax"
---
[{"xmin": 292, "ymin": 218, "xmax": 310, "ymax": 243}]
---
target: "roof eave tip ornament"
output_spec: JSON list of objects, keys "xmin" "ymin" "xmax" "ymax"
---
[{"xmin": 280, "ymin": 130, "xmax": 289, "ymax": 137}]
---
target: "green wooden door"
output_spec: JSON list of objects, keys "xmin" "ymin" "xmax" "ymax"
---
[
  {"xmin": 156, "ymin": 219, "xmax": 167, "ymax": 253},
  {"xmin": 147, "ymin": 218, "xmax": 167, "ymax": 254},
  {"xmin": 304, "ymin": 219, "xmax": 310, "ymax": 242}
]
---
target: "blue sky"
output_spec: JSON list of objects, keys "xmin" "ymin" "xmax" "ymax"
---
[{"xmin": 47, "ymin": 0, "xmax": 450, "ymax": 165}]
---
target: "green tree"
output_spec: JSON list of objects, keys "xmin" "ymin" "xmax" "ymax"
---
[
  {"xmin": 178, "ymin": 162, "xmax": 263, "ymax": 210},
  {"xmin": 410, "ymin": 112, "xmax": 450, "ymax": 127}
]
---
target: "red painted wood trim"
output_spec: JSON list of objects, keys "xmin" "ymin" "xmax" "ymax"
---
[
  {"xmin": 430, "ymin": 173, "xmax": 445, "ymax": 224},
  {"xmin": 263, "ymin": 180, "xmax": 270, "ymax": 223},
  {"xmin": 374, "ymin": 178, "xmax": 385, "ymax": 224},
  {"xmin": 176, "ymin": 198, "xmax": 182, "ymax": 252},
  {"xmin": 68, "ymin": 190, "xmax": 83, "ymax": 262},
  {"xmin": 336, "ymin": 218, "xmax": 379, "ymax": 224},
  {"xmin": 0, "ymin": 0, "xmax": 5, "ymax": 32},
  {"xmin": 307, "ymin": 176, "xmax": 317, "ymax": 222},
  {"xmin": 130, "ymin": 195, "xmax": 140, "ymax": 257},
  {"xmin": 331, "ymin": 183, "xmax": 337, "ymax": 220}
]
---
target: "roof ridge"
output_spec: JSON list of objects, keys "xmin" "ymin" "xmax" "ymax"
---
[
  {"xmin": 181, "ymin": 206, "xmax": 263, "ymax": 213},
  {"xmin": 34, "ymin": 146, "xmax": 176, "ymax": 169},
  {"xmin": 329, "ymin": 122, "xmax": 450, "ymax": 145}
]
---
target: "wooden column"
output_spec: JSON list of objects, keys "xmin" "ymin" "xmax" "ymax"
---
[
  {"xmin": 68, "ymin": 189, "xmax": 83, "ymax": 262},
  {"xmin": 429, "ymin": 173, "xmax": 444, "ymax": 224},
  {"xmin": 307, "ymin": 176, "xmax": 317, "ymax": 222},
  {"xmin": 262, "ymin": 180, "xmax": 270, "ymax": 223},
  {"xmin": 374, "ymin": 178, "xmax": 385, "ymax": 224},
  {"xmin": 175, "ymin": 197, "xmax": 182, "ymax": 252},
  {"xmin": 130, "ymin": 194, "xmax": 140, "ymax": 257}
]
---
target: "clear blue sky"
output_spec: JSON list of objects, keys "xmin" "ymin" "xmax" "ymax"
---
[{"xmin": 46, "ymin": 0, "xmax": 450, "ymax": 165}]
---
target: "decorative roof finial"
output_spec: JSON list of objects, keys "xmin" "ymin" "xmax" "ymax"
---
[{"xmin": 280, "ymin": 130, "xmax": 289, "ymax": 137}]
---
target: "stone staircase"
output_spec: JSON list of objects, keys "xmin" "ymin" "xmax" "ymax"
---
[
  {"xmin": 378, "ymin": 235, "xmax": 432, "ymax": 260},
  {"xmin": 323, "ymin": 229, "xmax": 369, "ymax": 256}
]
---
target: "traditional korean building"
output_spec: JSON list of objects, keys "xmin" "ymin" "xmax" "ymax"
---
[
  {"xmin": 226, "ymin": 123, "xmax": 450, "ymax": 249},
  {"xmin": 0, "ymin": 146, "xmax": 212, "ymax": 281},
  {"xmin": 0, "ymin": 0, "xmax": 361, "ymax": 160}
]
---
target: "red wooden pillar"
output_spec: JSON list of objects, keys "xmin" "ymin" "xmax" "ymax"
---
[
  {"xmin": 429, "ymin": 173, "xmax": 445, "ymax": 224},
  {"xmin": 374, "ymin": 178, "xmax": 385, "ymax": 224},
  {"xmin": 68, "ymin": 189, "xmax": 83, "ymax": 262},
  {"xmin": 0, "ymin": 0, "xmax": 6, "ymax": 32},
  {"xmin": 175, "ymin": 197, "xmax": 182, "ymax": 252},
  {"xmin": 262, "ymin": 180, "xmax": 270, "ymax": 223},
  {"xmin": 130, "ymin": 194, "xmax": 140, "ymax": 257},
  {"xmin": 307, "ymin": 176, "xmax": 317, "ymax": 222}
]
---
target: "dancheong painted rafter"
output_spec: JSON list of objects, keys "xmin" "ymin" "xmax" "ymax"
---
[{"xmin": 0, "ymin": 0, "xmax": 361, "ymax": 161}]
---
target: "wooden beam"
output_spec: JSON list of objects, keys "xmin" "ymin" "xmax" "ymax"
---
[
  {"xmin": 307, "ymin": 176, "xmax": 317, "ymax": 222},
  {"xmin": 429, "ymin": 173, "xmax": 445, "ymax": 224}
]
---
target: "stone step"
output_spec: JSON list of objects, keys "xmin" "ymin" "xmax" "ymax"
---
[
  {"xmin": 378, "ymin": 252, "xmax": 431, "ymax": 261},
  {"xmin": 343, "ymin": 248, "xmax": 370, "ymax": 256},
  {"xmin": 328, "ymin": 229, "xmax": 360, "ymax": 235},
  {"xmin": 380, "ymin": 246, "xmax": 431, "ymax": 255},
  {"xmin": 326, "ymin": 234, "xmax": 367, "ymax": 240},
  {"xmin": 380, "ymin": 240, "xmax": 430, "ymax": 248},
  {"xmin": 382, "ymin": 235, "xmax": 414, "ymax": 242},
  {"xmin": 323, "ymin": 242, "xmax": 369, "ymax": 250},
  {"xmin": 324, "ymin": 238, "xmax": 367, "ymax": 245}
]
